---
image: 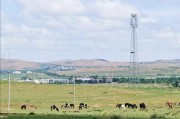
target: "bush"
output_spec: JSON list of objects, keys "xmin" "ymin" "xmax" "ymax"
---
[
  {"xmin": 29, "ymin": 112, "xmax": 35, "ymax": 115},
  {"xmin": 111, "ymin": 115, "xmax": 122, "ymax": 119},
  {"xmin": 150, "ymin": 114, "xmax": 165, "ymax": 119}
]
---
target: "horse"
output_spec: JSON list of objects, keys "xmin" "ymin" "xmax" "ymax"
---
[
  {"xmin": 166, "ymin": 100, "xmax": 173, "ymax": 109},
  {"xmin": 84, "ymin": 104, "xmax": 88, "ymax": 109},
  {"xmin": 132, "ymin": 104, "xmax": 137, "ymax": 109},
  {"xmin": 116, "ymin": 104, "xmax": 122, "ymax": 108},
  {"xmin": 121, "ymin": 104, "xmax": 125, "ymax": 108},
  {"xmin": 116, "ymin": 104, "xmax": 125, "ymax": 108},
  {"xmin": 128, "ymin": 104, "xmax": 133, "ymax": 108},
  {"xmin": 21, "ymin": 105, "xmax": 26, "ymax": 110},
  {"xmin": 125, "ymin": 103, "xmax": 130, "ymax": 108},
  {"xmin": 139, "ymin": 103, "xmax": 146, "ymax": 110},
  {"xmin": 61, "ymin": 103, "xmax": 70, "ymax": 108},
  {"xmin": 51, "ymin": 105, "xmax": 59, "ymax": 111},
  {"xmin": 79, "ymin": 105, "xmax": 83, "ymax": 110},
  {"xmin": 70, "ymin": 104, "xmax": 74, "ymax": 108},
  {"xmin": 79, "ymin": 103, "xmax": 84, "ymax": 107}
]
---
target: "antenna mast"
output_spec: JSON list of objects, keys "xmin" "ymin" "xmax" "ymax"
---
[{"xmin": 129, "ymin": 13, "xmax": 139, "ymax": 83}]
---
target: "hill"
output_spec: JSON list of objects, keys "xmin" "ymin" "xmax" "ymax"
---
[
  {"xmin": 0, "ymin": 58, "xmax": 42, "ymax": 70},
  {"xmin": 49, "ymin": 59, "xmax": 129, "ymax": 67},
  {"xmin": 1, "ymin": 58, "xmax": 180, "ymax": 77}
]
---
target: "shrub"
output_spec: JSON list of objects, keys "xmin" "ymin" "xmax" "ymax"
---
[
  {"xmin": 150, "ymin": 114, "xmax": 165, "ymax": 119},
  {"xmin": 29, "ymin": 112, "xmax": 35, "ymax": 115},
  {"xmin": 111, "ymin": 115, "xmax": 122, "ymax": 119}
]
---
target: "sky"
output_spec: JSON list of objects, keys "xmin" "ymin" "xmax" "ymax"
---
[{"xmin": 1, "ymin": 0, "xmax": 180, "ymax": 62}]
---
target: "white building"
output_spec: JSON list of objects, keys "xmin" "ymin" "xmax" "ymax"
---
[
  {"xmin": 13, "ymin": 71, "xmax": 21, "ymax": 74},
  {"xmin": 26, "ymin": 71, "xmax": 32, "ymax": 74}
]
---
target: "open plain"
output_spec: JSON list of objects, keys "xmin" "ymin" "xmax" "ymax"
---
[{"xmin": 1, "ymin": 82, "xmax": 180, "ymax": 119}]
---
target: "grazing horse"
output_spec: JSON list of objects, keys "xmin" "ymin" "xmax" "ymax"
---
[
  {"xmin": 132, "ymin": 104, "xmax": 137, "ymax": 109},
  {"xmin": 116, "ymin": 104, "xmax": 122, "ymax": 108},
  {"xmin": 125, "ymin": 103, "xmax": 133, "ymax": 108},
  {"xmin": 139, "ymin": 103, "xmax": 146, "ymax": 110},
  {"xmin": 51, "ymin": 105, "xmax": 59, "ymax": 111},
  {"xmin": 121, "ymin": 104, "xmax": 125, "ymax": 108},
  {"xmin": 61, "ymin": 103, "xmax": 69, "ymax": 108},
  {"xmin": 84, "ymin": 104, "xmax": 88, "ymax": 109},
  {"xmin": 128, "ymin": 104, "xmax": 133, "ymax": 108},
  {"xmin": 79, "ymin": 105, "xmax": 83, "ymax": 110},
  {"xmin": 166, "ymin": 100, "xmax": 173, "ymax": 109},
  {"xmin": 21, "ymin": 105, "xmax": 26, "ymax": 110},
  {"xmin": 125, "ymin": 103, "xmax": 130, "ymax": 108},
  {"xmin": 70, "ymin": 104, "xmax": 74, "ymax": 108},
  {"xmin": 79, "ymin": 103, "xmax": 84, "ymax": 107},
  {"xmin": 65, "ymin": 103, "xmax": 68, "ymax": 107}
]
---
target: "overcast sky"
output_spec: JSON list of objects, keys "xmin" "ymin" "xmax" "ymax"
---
[{"xmin": 1, "ymin": 0, "xmax": 180, "ymax": 62}]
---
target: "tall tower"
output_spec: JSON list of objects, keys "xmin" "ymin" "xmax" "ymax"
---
[{"xmin": 129, "ymin": 13, "xmax": 139, "ymax": 83}]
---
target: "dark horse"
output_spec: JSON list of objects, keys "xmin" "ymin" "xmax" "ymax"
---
[
  {"xmin": 21, "ymin": 105, "xmax": 26, "ymax": 110},
  {"xmin": 79, "ymin": 103, "xmax": 84, "ymax": 107},
  {"xmin": 51, "ymin": 105, "xmax": 59, "ymax": 111},
  {"xmin": 61, "ymin": 103, "xmax": 69, "ymax": 108},
  {"xmin": 139, "ymin": 103, "xmax": 146, "ymax": 110},
  {"xmin": 70, "ymin": 104, "xmax": 74, "ymax": 108},
  {"xmin": 79, "ymin": 105, "xmax": 83, "ymax": 110},
  {"xmin": 116, "ymin": 104, "xmax": 122, "ymax": 108},
  {"xmin": 166, "ymin": 100, "xmax": 173, "ymax": 109},
  {"xmin": 84, "ymin": 104, "xmax": 88, "ymax": 109},
  {"xmin": 132, "ymin": 104, "xmax": 137, "ymax": 109}
]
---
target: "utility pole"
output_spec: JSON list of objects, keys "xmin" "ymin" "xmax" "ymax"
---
[
  {"xmin": 8, "ymin": 73, "xmax": 10, "ymax": 112},
  {"xmin": 73, "ymin": 72, "xmax": 76, "ymax": 103},
  {"xmin": 111, "ymin": 66, "xmax": 113, "ymax": 83}
]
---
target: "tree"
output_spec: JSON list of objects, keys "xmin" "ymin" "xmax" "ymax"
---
[
  {"xmin": 90, "ymin": 75, "xmax": 98, "ymax": 79},
  {"xmin": 112, "ymin": 78, "xmax": 119, "ymax": 82}
]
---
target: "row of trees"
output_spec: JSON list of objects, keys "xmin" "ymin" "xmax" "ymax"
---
[
  {"xmin": 113, "ymin": 77, "xmax": 180, "ymax": 82},
  {"xmin": 112, "ymin": 77, "xmax": 180, "ymax": 87},
  {"xmin": 67, "ymin": 75, "xmax": 180, "ymax": 87}
]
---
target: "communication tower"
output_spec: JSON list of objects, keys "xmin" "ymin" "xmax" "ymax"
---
[{"xmin": 129, "ymin": 13, "xmax": 139, "ymax": 83}]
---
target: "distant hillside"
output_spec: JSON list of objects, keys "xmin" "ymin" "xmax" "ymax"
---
[
  {"xmin": 0, "ymin": 58, "xmax": 41, "ymax": 70},
  {"xmin": 141, "ymin": 59, "xmax": 180, "ymax": 70},
  {"xmin": 1, "ymin": 58, "xmax": 180, "ymax": 76},
  {"xmin": 49, "ymin": 59, "xmax": 129, "ymax": 67},
  {"xmin": 49, "ymin": 59, "xmax": 180, "ymax": 77}
]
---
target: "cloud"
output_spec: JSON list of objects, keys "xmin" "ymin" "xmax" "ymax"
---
[
  {"xmin": 1, "ymin": 0, "xmax": 180, "ymax": 61},
  {"xmin": 155, "ymin": 27, "xmax": 180, "ymax": 44},
  {"xmin": 15, "ymin": 0, "xmax": 86, "ymax": 15},
  {"xmin": 88, "ymin": 0, "xmax": 138, "ymax": 20}
]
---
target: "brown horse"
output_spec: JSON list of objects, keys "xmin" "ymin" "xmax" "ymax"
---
[
  {"xmin": 166, "ymin": 100, "xmax": 173, "ymax": 109},
  {"xmin": 21, "ymin": 105, "xmax": 26, "ymax": 110}
]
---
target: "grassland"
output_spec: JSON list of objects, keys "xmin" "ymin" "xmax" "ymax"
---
[{"xmin": 1, "ymin": 81, "xmax": 180, "ymax": 119}]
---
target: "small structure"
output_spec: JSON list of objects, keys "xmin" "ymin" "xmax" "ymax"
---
[
  {"xmin": 26, "ymin": 71, "xmax": 32, "ymax": 74},
  {"xmin": 33, "ymin": 79, "xmax": 69, "ymax": 84},
  {"xmin": 13, "ymin": 71, "xmax": 21, "ymax": 74}
]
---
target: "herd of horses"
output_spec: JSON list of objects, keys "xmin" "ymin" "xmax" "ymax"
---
[
  {"xmin": 20, "ymin": 101, "xmax": 180, "ymax": 112},
  {"xmin": 116, "ymin": 103, "xmax": 145, "ymax": 109},
  {"xmin": 116, "ymin": 101, "xmax": 180, "ymax": 110},
  {"xmin": 50, "ymin": 103, "xmax": 88, "ymax": 111},
  {"xmin": 20, "ymin": 103, "xmax": 88, "ymax": 112}
]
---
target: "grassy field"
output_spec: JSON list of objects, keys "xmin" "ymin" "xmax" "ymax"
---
[{"xmin": 0, "ymin": 81, "xmax": 180, "ymax": 119}]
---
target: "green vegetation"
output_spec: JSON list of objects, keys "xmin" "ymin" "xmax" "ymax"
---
[{"xmin": 1, "ymin": 82, "xmax": 180, "ymax": 119}]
